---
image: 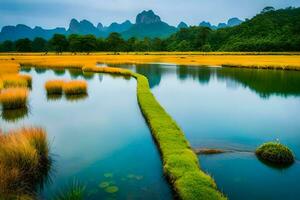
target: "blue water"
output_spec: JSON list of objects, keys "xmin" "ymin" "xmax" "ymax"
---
[
  {"xmin": 0, "ymin": 68, "xmax": 172, "ymax": 199},
  {"xmin": 113, "ymin": 63, "xmax": 300, "ymax": 200}
]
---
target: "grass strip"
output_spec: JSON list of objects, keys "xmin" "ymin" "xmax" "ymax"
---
[{"xmin": 83, "ymin": 66, "xmax": 226, "ymax": 200}]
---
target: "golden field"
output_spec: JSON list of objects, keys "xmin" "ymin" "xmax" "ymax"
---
[{"xmin": 0, "ymin": 52, "xmax": 300, "ymax": 76}]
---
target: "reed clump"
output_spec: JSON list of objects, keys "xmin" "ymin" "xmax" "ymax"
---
[
  {"xmin": 1, "ymin": 74, "xmax": 32, "ymax": 88},
  {"xmin": 0, "ymin": 127, "xmax": 51, "ymax": 197},
  {"xmin": 63, "ymin": 80, "xmax": 88, "ymax": 95},
  {"xmin": 45, "ymin": 80, "xmax": 65, "ymax": 95},
  {"xmin": 0, "ymin": 88, "xmax": 29, "ymax": 109}
]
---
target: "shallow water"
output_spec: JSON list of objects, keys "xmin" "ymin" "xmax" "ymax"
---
[
  {"xmin": 0, "ymin": 68, "xmax": 172, "ymax": 199},
  {"xmin": 113, "ymin": 63, "xmax": 300, "ymax": 200}
]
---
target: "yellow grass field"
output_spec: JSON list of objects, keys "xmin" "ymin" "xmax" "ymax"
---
[{"xmin": 0, "ymin": 52, "xmax": 300, "ymax": 76}]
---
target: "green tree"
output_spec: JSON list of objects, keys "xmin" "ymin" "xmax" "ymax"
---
[
  {"xmin": 15, "ymin": 38, "xmax": 32, "ymax": 52},
  {"xmin": 106, "ymin": 33, "xmax": 125, "ymax": 52},
  {"xmin": 0, "ymin": 40, "xmax": 14, "ymax": 52},
  {"xmin": 32, "ymin": 37, "xmax": 47, "ymax": 52},
  {"xmin": 49, "ymin": 34, "xmax": 68, "ymax": 53}
]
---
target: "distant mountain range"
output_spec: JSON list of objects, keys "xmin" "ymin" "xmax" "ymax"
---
[{"xmin": 0, "ymin": 10, "xmax": 243, "ymax": 41}]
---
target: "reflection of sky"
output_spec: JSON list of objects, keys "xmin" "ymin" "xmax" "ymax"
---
[
  {"xmin": 1, "ymin": 0, "xmax": 300, "ymax": 28},
  {"xmin": 0, "ymin": 69, "xmax": 172, "ymax": 199}
]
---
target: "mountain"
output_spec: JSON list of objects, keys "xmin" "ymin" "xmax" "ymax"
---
[
  {"xmin": 68, "ymin": 19, "xmax": 98, "ymax": 35},
  {"xmin": 199, "ymin": 17, "xmax": 243, "ymax": 29},
  {"xmin": 0, "ymin": 24, "xmax": 66, "ymax": 41},
  {"xmin": 122, "ymin": 10, "xmax": 177, "ymax": 39},
  {"xmin": 227, "ymin": 17, "xmax": 243, "ymax": 27},
  {"xmin": 105, "ymin": 20, "xmax": 133, "ymax": 34},
  {"xmin": 177, "ymin": 22, "xmax": 188, "ymax": 29}
]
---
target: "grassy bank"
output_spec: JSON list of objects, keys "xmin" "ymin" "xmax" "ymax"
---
[
  {"xmin": 0, "ymin": 53, "xmax": 300, "ymax": 75},
  {"xmin": 83, "ymin": 66, "xmax": 226, "ymax": 200}
]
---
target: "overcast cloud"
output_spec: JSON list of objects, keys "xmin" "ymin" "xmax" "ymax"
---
[{"xmin": 0, "ymin": 0, "xmax": 300, "ymax": 29}]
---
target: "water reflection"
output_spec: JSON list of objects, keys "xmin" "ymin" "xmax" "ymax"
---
[
  {"xmin": 47, "ymin": 93, "xmax": 63, "ymax": 101},
  {"xmin": 65, "ymin": 94, "xmax": 88, "ymax": 102},
  {"xmin": 53, "ymin": 69, "xmax": 66, "ymax": 76},
  {"xmin": 112, "ymin": 63, "xmax": 300, "ymax": 98},
  {"xmin": 1, "ymin": 106, "xmax": 29, "ymax": 122}
]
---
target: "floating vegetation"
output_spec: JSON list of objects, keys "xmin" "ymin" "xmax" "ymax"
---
[
  {"xmin": 104, "ymin": 173, "xmax": 114, "ymax": 178},
  {"xmin": 0, "ymin": 88, "xmax": 29, "ymax": 109},
  {"xmin": 45, "ymin": 80, "xmax": 65, "ymax": 95},
  {"xmin": 52, "ymin": 180, "xmax": 86, "ymax": 200},
  {"xmin": 99, "ymin": 181, "xmax": 110, "ymax": 188},
  {"xmin": 105, "ymin": 186, "xmax": 119, "ymax": 194},
  {"xmin": 0, "ymin": 127, "xmax": 51, "ymax": 198},
  {"xmin": 256, "ymin": 142, "xmax": 295, "ymax": 165},
  {"xmin": 1, "ymin": 106, "xmax": 29, "ymax": 122},
  {"xmin": 63, "ymin": 80, "xmax": 88, "ymax": 95}
]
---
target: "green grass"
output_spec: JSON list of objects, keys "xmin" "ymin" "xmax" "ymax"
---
[
  {"xmin": 256, "ymin": 142, "xmax": 295, "ymax": 165},
  {"xmin": 52, "ymin": 181, "xmax": 86, "ymax": 200},
  {"xmin": 83, "ymin": 66, "xmax": 226, "ymax": 200}
]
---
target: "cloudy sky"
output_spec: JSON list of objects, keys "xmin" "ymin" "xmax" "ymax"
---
[{"xmin": 1, "ymin": 0, "xmax": 300, "ymax": 29}]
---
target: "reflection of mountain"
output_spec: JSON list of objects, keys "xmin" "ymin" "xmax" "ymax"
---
[
  {"xmin": 135, "ymin": 64, "xmax": 162, "ymax": 88},
  {"xmin": 109, "ymin": 63, "xmax": 300, "ymax": 98}
]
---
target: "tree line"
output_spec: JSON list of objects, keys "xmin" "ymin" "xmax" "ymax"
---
[{"xmin": 0, "ymin": 7, "xmax": 299, "ymax": 52}]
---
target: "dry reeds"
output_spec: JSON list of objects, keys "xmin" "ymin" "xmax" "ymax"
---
[
  {"xmin": 0, "ymin": 127, "xmax": 51, "ymax": 197},
  {"xmin": 1, "ymin": 74, "xmax": 32, "ymax": 88},
  {"xmin": 63, "ymin": 80, "xmax": 87, "ymax": 95},
  {"xmin": 45, "ymin": 80, "xmax": 65, "ymax": 95},
  {"xmin": 0, "ymin": 88, "xmax": 29, "ymax": 109}
]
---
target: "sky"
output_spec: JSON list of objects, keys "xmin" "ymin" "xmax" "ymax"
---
[{"xmin": 0, "ymin": 0, "xmax": 300, "ymax": 29}]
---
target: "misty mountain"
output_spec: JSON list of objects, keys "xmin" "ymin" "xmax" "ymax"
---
[
  {"xmin": 199, "ymin": 17, "xmax": 243, "ymax": 29},
  {"xmin": 122, "ymin": 10, "xmax": 177, "ymax": 39},
  {"xmin": 0, "ymin": 10, "xmax": 243, "ymax": 41}
]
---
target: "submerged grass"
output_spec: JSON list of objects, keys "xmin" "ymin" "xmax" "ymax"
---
[
  {"xmin": 63, "ymin": 80, "xmax": 88, "ymax": 95},
  {"xmin": 0, "ymin": 127, "xmax": 51, "ymax": 198},
  {"xmin": 83, "ymin": 66, "xmax": 226, "ymax": 200},
  {"xmin": 0, "ymin": 88, "xmax": 29, "ymax": 109},
  {"xmin": 52, "ymin": 180, "xmax": 86, "ymax": 200}
]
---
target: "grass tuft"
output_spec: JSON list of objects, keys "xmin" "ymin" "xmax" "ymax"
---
[
  {"xmin": 1, "ymin": 74, "xmax": 32, "ymax": 89},
  {"xmin": 52, "ymin": 180, "xmax": 86, "ymax": 200},
  {"xmin": 45, "ymin": 80, "xmax": 65, "ymax": 95},
  {"xmin": 63, "ymin": 80, "xmax": 88, "ymax": 95},
  {"xmin": 0, "ymin": 88, "xmax": 29, "ymax": 109},
  {"xmin": 256, "ymin": 142, "xmax": 294, "ymax": 165},
  {"xmin": 0, "ymin": 127, "xmax": 51, "ymax": 197}
]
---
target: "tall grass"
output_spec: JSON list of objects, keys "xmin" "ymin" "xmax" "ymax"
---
[
  {"xmin": 0, "ymin": 88, "xmax": 29, "ymax": 109},
  {"xmin": 0, "ymin": 127, "xmax": 51, "ymax": 198},
  {"xmin": 1, "ymin": 74, "xmax": 32, "ymax": 88},
  {"xmin": 45, "ymin": 80, "xmax": 65, "ymax": 95},
  {"xmin": 63, "ymin": 80, "xmax": 88, "ymax": 95}
]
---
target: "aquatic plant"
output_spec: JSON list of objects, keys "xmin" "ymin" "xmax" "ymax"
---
[
  {"xmin": 63, "ymin": 80, "xmax": 88, "ymax": 95},
  {"xmin": 256, "ymin": 142, "xmax": 294, "ymax": 165},
  {"xmin": 52, "ymin": 180, "xmax": 86, "ymax": 200},
  {"xmin": 45, "ymin": 80, "xmax": 65, "ymax": 95},
  {"xmin": 1, "ymin": 74, "xmax": 32, "ymax": 89},
  {"xmin": 0, "ymin": 127, "xmax": 51, "ymax": 198},
  {"xmin": 0, "ymin": 88, "xmax": 29, "ymax": 109}
]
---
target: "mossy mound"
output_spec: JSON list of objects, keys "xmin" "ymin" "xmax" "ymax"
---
[{"xmin": 256, "ymin": 142, "xmax": 294, "ymax": 165}]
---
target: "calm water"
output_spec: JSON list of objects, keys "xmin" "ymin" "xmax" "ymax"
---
[
  {"xmin": 0, "ymin": 68, "xmax": 172, "ymax": 199},
  {"xmin": 112, "ymin": 63, "xmax": 300, "ymax": 200}
]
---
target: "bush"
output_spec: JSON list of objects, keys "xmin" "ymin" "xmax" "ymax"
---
[{"xmin": 256, "ymin": 142, "xmax": 294, "ymax": 165}]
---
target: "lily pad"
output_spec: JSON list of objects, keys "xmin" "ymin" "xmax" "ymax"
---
[
  {"xmin": 105, "ymin": 186, "xmax": 119, "ymax": 193},
  {"xmin": 99, "ymin": 181, "xmax": 110, "ymax": 188},
  {"xmin": 104, "ymin": 173, "xmax": 114, "ymax": 178}
]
